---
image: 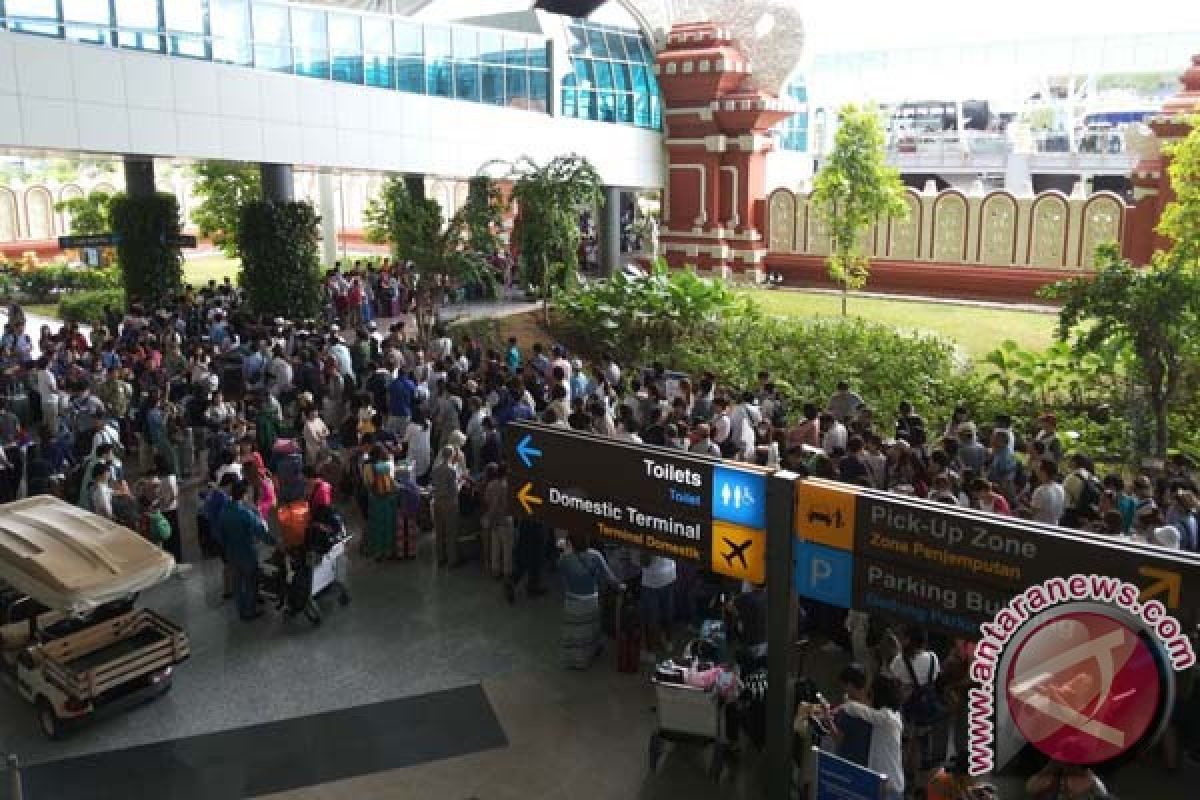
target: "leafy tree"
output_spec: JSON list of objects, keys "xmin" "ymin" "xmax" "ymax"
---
[
  {"xmin": 508, "ymin": 154, "xmax": 603, "ymax": 317},
  {"xmin": 1158, "ymin": 114, "xmax": 1200, "ymax": 269},
  {"xmin": 812, "ymin": 104, "xmax": 907, "ymax": 315},
  {"xmin": 238, "ymin": 202, "xmax": 323, "ymax": 318},
  {"xmin": 191, "ymin": 161, "xmax": 261, "ymax": 257},
  {"xmin": 363, "ymin": 177, "xmax": 489, "ymax": 341},
  {"xmin": 55, "ymin": 190, "xmax": 112, "ymax": 235},
  {"xmin": 1045, "ymin": 243, "xmax": 1200, "ymax": 457}
]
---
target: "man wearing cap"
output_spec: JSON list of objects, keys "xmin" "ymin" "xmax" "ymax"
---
[{"xmin": 955, "ymin": 422, "xmax": 986, "ymax": 475}]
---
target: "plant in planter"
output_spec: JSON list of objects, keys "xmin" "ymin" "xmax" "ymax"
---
[
  {"xmin": 237, "ymin": 201, "xmax": 323, "ymax": 319},
  {"xmin": 109, "ymin": 192, "xmax": 184, "ymax": 309}
]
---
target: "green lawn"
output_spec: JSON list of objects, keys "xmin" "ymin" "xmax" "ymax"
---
[
  {"xmin": 741, "ymin": 289, "xmax": 1058, "ymax": 360},
  {"xmin": 183, "ymin": 254, "xmax": 240, "ymax": 287}
]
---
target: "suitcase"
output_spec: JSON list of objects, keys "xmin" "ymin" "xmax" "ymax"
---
[
  {"xmin": 273, "ymin": 438, "xmax": 300, "ymax": 457},
  {"xmin": 616, "ymin": 590, "xmax": 642, "ymax": 674},
  {"xmin": 277, "ymin": 499, "xmax": 312, "ymax": 549},
  {"xmin": 276, "ymin": 452, "xmax": 305, "ymax": 503}
]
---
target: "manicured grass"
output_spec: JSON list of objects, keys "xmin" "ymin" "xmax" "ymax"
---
[
  {"xmin": 183, "ymin": 254, "xmax": 241, "ymax": 287},
  {"xmin": 24, "ymin": 303, "xmax": 60, "ymax": 321},
  {"xmin": 740, "ymin": 289, "xmax": 1058, "ymax": 360}
]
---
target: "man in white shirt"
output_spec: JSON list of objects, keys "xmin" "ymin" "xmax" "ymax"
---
[
  {"xmin": 1030, "ymin": 460, "xmax": 1065, "ymax": 525},
  {"xmin": 602, "ymin": 352, "xmax": 621, "ymax": 387},
  {"xmin": 267, "ymin": 346, "xmax": 294, "ymax": 398},
  {"xmin": 820, "ymin": 412, "xmax": 849, "ymax": 455},
  {"xmin": 328, "ymin": 334, "xmax": 354, "ymax": 383},
  {"xmin": 640, "ymin": 556, "xmax": 677, "ymax": 658},
  {"xmin": 90, "ymin": 462, "xmax": 115, "ymax": 520},
  {"xmin": 35, "ymin": 359, "xmax": 60, "ymax": 433}
]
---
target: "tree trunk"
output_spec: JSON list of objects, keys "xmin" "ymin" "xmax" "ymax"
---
[
  {"xmin": 841, "ymin": 280, "xmax": 848, "ymax": 316},
  {"xmin": 541, "ymin": 253, "xmax": 550, "ymax": 325},
  {"xmin": 1153, "ymin": 395, "xmax": 1170, "ymax": 459}
]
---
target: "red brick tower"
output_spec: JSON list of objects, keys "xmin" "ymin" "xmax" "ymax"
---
[
  {"xmin": 1126, "ymin": 54, "xmax": 1200, "ymax": 264},
  {"xmin": 654, "ymin": 22, "xmax": 797, "ymax": 278}
]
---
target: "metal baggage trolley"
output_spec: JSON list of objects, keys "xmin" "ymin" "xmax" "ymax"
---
[{"xmin": 647, "ymin": 670, "xmax": 729, "ymax": 781}]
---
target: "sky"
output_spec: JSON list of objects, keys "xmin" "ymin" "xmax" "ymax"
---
[{"xmin": 424, "ymin": 0, "xmax": 1200, "ymax": 54}]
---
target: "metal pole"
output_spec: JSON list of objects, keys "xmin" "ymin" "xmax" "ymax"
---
[
  {"xmin": 7, "ymin": 753, "xmax": 23, "ymax": 800},
  {"xmin": 766, "ymin": 471, "xmax": 799, "ymax": 800}
]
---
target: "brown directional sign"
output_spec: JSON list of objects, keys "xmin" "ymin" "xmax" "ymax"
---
[
  {"xmin": 794, "ymin": 478, "xmax": 1200, "ymax": 637},
  {"xmin": 507, "ymin": 421, "xmax": 768, "ymax": 582}
]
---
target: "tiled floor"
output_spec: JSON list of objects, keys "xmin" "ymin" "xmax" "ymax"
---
[{"xmin": 2, "ymin": 485, "xmax": 1198, "ymax": 799}]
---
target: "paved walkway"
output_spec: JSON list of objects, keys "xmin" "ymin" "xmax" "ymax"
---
[{"xmin": 756, "ymin": 286, "xmax": 1060, "ymax": 314}]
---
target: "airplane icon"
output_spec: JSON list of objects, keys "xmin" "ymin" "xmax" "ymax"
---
[
  {"xmin": 808, "ymin": 508, "xmax": 844, "ymax": 528},
  {"xmin": 722, "ymin": 537, "xmax": 753, "ymax": 570}
]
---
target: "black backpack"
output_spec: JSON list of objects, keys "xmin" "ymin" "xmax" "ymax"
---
[
  {"xmin": 902, "ymin": 656, "xmax": 947, "ymax": 726},
  {"xmin": 1075, "ymin": 471, "xmax": 1103, "ymax": 517}
]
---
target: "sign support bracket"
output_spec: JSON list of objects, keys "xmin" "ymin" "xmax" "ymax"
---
[{"xmin": 766, "ymin": 471, "xmax": 799, "ymax": 800}]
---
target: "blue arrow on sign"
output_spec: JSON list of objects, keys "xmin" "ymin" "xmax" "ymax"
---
[{"xmin": 516, "ymin": 434, "xmax": 543, "ymax": 468}]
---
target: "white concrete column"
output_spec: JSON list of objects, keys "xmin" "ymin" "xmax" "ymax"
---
[{"xmin": 318, "ymin": 170, "xmax": 338, "ymax": 269}]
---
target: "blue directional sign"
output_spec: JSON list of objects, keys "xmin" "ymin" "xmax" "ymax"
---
[
  {"xmin": 795, "ymin": 541, "xmax": 853, "ymax": 609},
  {"xmin": 712, "ymin": 465, "xmax": 766, "ymax": 530},
  {"xmin": 516, "ymin": 433, "xmax": 543, "ymax": 468},
  {"xmin": 815, "ymin": 748, "xmax": 885, "ymax": 800}
]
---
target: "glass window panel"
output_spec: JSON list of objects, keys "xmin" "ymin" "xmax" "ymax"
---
[
  {"xmin": 365, "ymin": 54, "xmax": 393, "ymax": 88},
  {"xmin": 630, "ymin": 63, "xmax": 650, "ymax": 94},
  {"xmin": 592, "ymin": 60, "xmax": 613, "ymax": 90},
  {"xmin": 528, "ymin": 41, "xmax": 547, "ymax": 69},
  {"xmin": 616, "ymin": 92, "xmax": 633, "ymax": 123},
  {"xmin": 568, "ymin": 25, "xmax": 588, "ymax": 56},
  {"xmin": 330, "ymin": 14, "xmax": 363, "ymax": 84},
  {"xmin": 561, "ymin": 86, "xmax": 578, "ymax": 118},
  {"xmin": 163, "ymin": 0, "xmax": 207, "ymax": 57},
  {"xmin": 623, "ymin": 35, "xmax": 641, "ymax": 62},
  {"xmin": 573, "ymin": 58, "xmax": 594, "ymax": 88},
  {"xmin": 452, "ymin": 28, "xmax": 478, "ymax": 61},
  {"xmin": 482, "ymin": 64, "xmax": 504, "ymax": 105},
  {"xmin": 253, "ymin": 2, "xmax": 291, "ymax": 72},
  {"xmin": 633, "ymin": 93, "xmax": 650, "ymax": 127},
  {"xmin": 455, "ymin": 60, "xmax": 480, "ymax": 102},
  {"xmin": 577, "ymin": 88, "xmax": 597, "ymax": 121},
  {"xmin": 210, "ymin": 0, "xmax": 251, "ymax": 64},
  {"xmin": 291, "ymin": 8, "xmax": 328, "ymax": 78},
  {"xmin": 586, "ymin": 28, "xmax": 609, "ymax": 59},
  {"xmin": 394, "ymin": 21, "xmax": 422, "ymax": 57},
  {"xmin": 504, "ymin": 36, "xmax": 527, "ymax": 67},
  {"xmin": 8, "ymin": 0, "xmax": 60, "ymax": 36},
  {"xmin": 424, "ymin": 26, "xmax": 451, "ymax": 60},
  {"xmin": 605, "ymin": 32, "xmax": 628, "ymax": 61},
  {"xmin": 115, "ymin": 0, "xmax": 161, "ymax": 51},
  {"xmin": 63, "ymin": 0, "xmax": 110, "ymax": 44},
  {"xmin": 597, "ymin": 90, "xmax": 616, "ymax": 122},
  {"xmin": 612, "ymin": 62, "xmax": 631, "ymax": 91},
  {"xmin": 363, "ymin": 17, "xmax": 390, "ymax": 53},
  {"xmin": 479, "ymin": 31, "xmax": 503, "ymax": 64},
  {"xmin": 650, "ymin": 95, "xmax": 661, "ymax": 128},
  {"xmin": 505, "ymin": 67, "xmax": 527, "ymax": 107},
  {"xmin": 427, "ymin": 61, "xmax": 452, "ymax": 97},
  {"xmin": 530, "ymin": 69, "xmax": 547, "ymax": 112}
]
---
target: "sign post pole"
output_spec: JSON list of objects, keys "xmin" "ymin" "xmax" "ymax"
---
[{"xmin": 766, "ymin": 471, "xmax": 799, "ymax": 800}]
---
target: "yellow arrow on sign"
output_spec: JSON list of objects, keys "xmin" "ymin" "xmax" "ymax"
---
[
  {"xmin": 517, "ymin": 482, "xmax": 543, "ymax": 516},
  {"xmin": 1139, "ymin": 566, "xmax": 1182, "ymax": 609}
]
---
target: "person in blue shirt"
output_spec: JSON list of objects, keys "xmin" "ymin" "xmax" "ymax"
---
[
  {"xmin": 505, "ymin": 337, "xmax": 521, "ymax": 372},
  {"xmin": 217, "ymin": 479, "xmax": 275, "ymax": 620},
  {"xmin": 203, "ymin": 473, "xmax": 236, "ymax": 599},
  {"xmin": 388, "ymin": 370, "xmax": 416, "ymax": 434}
]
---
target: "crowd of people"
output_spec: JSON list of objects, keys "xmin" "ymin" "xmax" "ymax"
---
[{"xmin": 2, "ymin": 255, "xmax": 1198, "ymax": 798}]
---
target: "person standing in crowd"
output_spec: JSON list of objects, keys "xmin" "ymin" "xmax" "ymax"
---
[
  {"xmin": 366, "ymin": 459, "xmax": 399, "ymax": 562},
  {"xmin": 837, "ymin": 674, "xmax": 906, "ymax": 800},
  {"xmin": 1028, "ymin": 460, "xmax": 1065, "ymax": 525},
  {"xmin": 482, "ymin": 462, "xmax": 514, "ymax": 579},
  {"xmin": 155, "ymin": 453, "xmax": 182, "ymax": 563},
  {"xmin": 828, "ymin": 380, "xmax": 864, "ymax": 422},
  {"xmin": 218, "ymin": 480, "xmax": 274, "ymax": 622},
  {"xmin": 557, "ymin": 530, "xmax": 620, "ymax": 670},
  {"xmin": 639, "ymin": 554, "xmax": 677, "ymax": 660},
  {"xmin": 430, "ymin": 444, "xmax": 463, "ymax": 567},
  {"xmin": 891, "ymin": 625, "xmax": 940, "ymax": 793}
]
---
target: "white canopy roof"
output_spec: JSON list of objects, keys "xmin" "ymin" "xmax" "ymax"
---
[{"xmin": 0, "ymin": 496, "xmax": 174, "ymax": 615}]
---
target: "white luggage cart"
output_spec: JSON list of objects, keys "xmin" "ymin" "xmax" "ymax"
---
[{"xmin": 647, "ymin": 673, "xmax": 729, "ymax": 781}]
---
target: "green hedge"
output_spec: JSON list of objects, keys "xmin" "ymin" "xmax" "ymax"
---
[
  {"xmin": 110, "ymin": 192, "xmax": 184, "ymax": 308},
  {"xmin": 16, "ymin": 265, "xmax": 121, "ymax": 301},
  {"xmin": 238, "ymin": 201, "xmax": 322, "ymax": 318},
  {"xmin": 59, "ymin": 289, "xmax": 125, "ymax": 324}
]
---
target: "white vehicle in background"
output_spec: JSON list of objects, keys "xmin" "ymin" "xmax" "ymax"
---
[{"xmin": 0, "ymin": 496, "xmax": 190, "ymax": 739}]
